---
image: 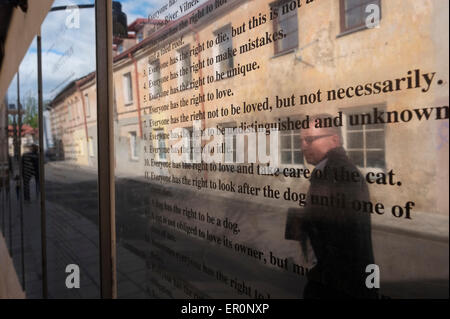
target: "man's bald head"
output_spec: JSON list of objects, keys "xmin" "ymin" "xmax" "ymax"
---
[{"xmin": 301, "ymin": 113, "xmax": 343, "ymax": 165}]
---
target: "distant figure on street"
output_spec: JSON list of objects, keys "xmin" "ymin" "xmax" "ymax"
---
[{"xmin": 22, "ymin": 143, "xmax": 39, "ymax": 202}]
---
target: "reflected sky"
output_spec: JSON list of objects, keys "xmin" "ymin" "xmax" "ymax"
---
[
  {"xmin": 41, "ymin": 0, "xmax": 96, "ymax": 100},
  {"xmin": 8, "ymin": 0, "xmax": 209, "ymax": 103}
]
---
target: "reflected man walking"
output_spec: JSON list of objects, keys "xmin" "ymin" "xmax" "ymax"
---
[{"xmin": 285, "ymin": 114, "xmax": 377, "ymax": 299}]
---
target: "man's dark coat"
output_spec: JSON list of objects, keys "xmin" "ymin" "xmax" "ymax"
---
[{"xmin": 286, "ymin": 147, "xmax": 377, "ymax": 298}]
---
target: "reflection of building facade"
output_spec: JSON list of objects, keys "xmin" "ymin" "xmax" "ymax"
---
[
  {"xmin": 49, "ymin": 0, "xmax": 449, "ymax": 215},
  {"xmin": 48, "ymin": 72, "xmax": 97, "ymax": 166}
]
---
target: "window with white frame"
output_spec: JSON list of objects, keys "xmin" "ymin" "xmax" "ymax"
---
[
  {"xmin": 113, "ymin": 87, "xmax": 117, "ymax": 118},
  {"xmin": 84, "ymin": 93, "xmax": 90, "ymax": 117},
  {"xmin": 342, "ymin": 106, "xmax": 386, "ymax": 168},
  {"xmin": 340, "ymin": 0, "xmax": 381, "ymax": 33},
  {"xmin": 178, "ymin": 45, "xmax": 192, "ymax": 90},
  {"xmin": 214, "ymin": 25, "xmax": 233, "ymax": 75},
  {"xmin": 155, "ymin": 129, "xmax": 167, "ymax": 161},
  {"xmin": 219, "ymin": 122, "xmax": 237, "ymax": 163},
  {"xmin": 148, "ymin": 59, "xmax": 162, "ymax": 98},
  {"xmin": 78, "ymin": 138, "xmax": 84, "ymax": 156},
  {"xmin": 280, "ymin": 124, "xmax": 303, "ymax": 165},
  {"xmin": 137, "ymin": 32, "xmax": 143, "ymax": 43},
  {"xmin": 123, "ymin": 72, "xmax": 133, "ymax": 105},
  {"xmin": 67, "ymin": 104, "xmax": 72, "ymax": 121},
  {"xmin": 76, "ymin": 98, "xmax": 80, "ymax": 120},
  {"xmin": 129, "ymin": 131, "xmax": 138, "ymax": 160},
  {"xmin": 271, "ymin": 0, "xmax": 299, "ymax": 55},
  {"xmin": 184, "ymin": 126, "xmax": 194, "ymax": 163},
  {"xmin": 88, "ymin": 136, "xmax": 94, "ymax": 157}
]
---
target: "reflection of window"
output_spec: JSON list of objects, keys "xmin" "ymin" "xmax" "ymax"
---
[
  {"xmin": 343, "ymin": 106, "xmax": 386, "ymax": 168},
  {"xmin": 340, "ymin": 0, "xmax": 381, "ymax": 33},
  {"xmin": 178, "ymin": 45, "xmax": 191, "ymax": 90},
  {"xmin": 219, "ymin": 122, "xmax": 237, "ymax": 163},
  {"xmin": 123, "ymin": 72, "xmax": 133, "ymax": 105},
  {"xmin": 76, "ymin": 99, "xmax": 80, "ymax": 119},
  {"xmin": 113, "ymin": 87, "xmax": 117, "ymax": 118},
  {"xmin": 79, "ymin": 138, "xmax": 84, "ymax": 156},
  {"xmin": 155, "ymin": 129, "xmax": 166, "ymax": 161},
  {"xmin": 84, "ymin": 94, "xmax": 90, "ymax": 117},
  {"xmin": 184, "ymin": 127, "xmax": 194, "ymax": 162},
  {"xmin": 67, "ymin": 104, "xmax": 72, "ymax": 121},
  {"xmin": 280, "ymin": 125, "xmax": 303, "ymax": 165},
  {"xmin": 88, "ymin": 137, "xmax": 94, "ymax": 157},
  {"xmin": 137, "ymin": 32, "xmax": 143, "ymax": 43},
  {"xmin": 148, "ymin": 59, "xmax": 161, "ymax": 97},
  {"xmin": 214, "ymin": 25, "xmax": 233, "ymax": 74},
  {"xmin": 272, "ymin": 0, "xmax": 298, "ymax": 55},
  {"xmin": 129, "ymin": 131, "xmax": 138, "ymax": 160}
]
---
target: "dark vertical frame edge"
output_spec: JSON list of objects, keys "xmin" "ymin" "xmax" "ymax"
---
[
  {"xmin": 95, "ymin": 0, "xmax": 117, "ymax": 299},
  {"xmin": 37, "ymin": 31, "xmax": 48, "ymax": 299},
  {"xmin": 17, "ymin": 70, "xmax": 26, "ymax": 291}
]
